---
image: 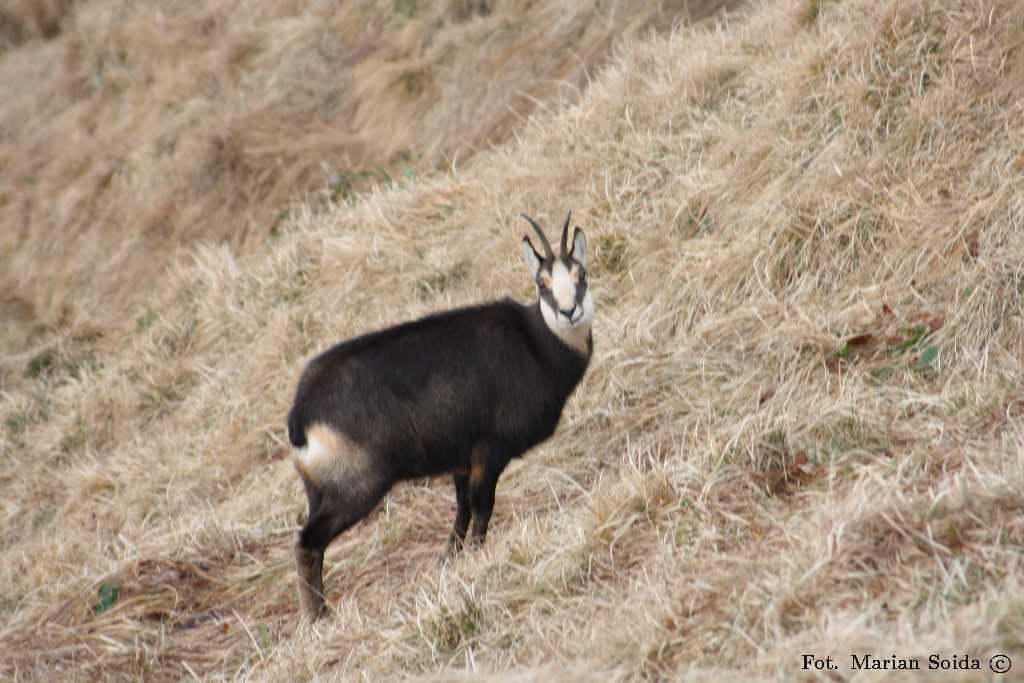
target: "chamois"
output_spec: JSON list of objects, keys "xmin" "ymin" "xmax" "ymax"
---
[{"xmin": 287, "ymin": 212, "xmax": 594, "ymax": 620}]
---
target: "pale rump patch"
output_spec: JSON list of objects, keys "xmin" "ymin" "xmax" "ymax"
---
[{"xmin": 293, "ymin": 423, "xmax": 372, "ymax": 487}]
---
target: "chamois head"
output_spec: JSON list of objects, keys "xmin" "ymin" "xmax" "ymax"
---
[{"xmin": 520, "ymin": 212, "xmax": 594, "ymax": 352}]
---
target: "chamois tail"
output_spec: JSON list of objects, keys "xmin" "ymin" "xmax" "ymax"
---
[{"xmin": 287, "ymin": 412, "xmax": 307, "ymax": 449}]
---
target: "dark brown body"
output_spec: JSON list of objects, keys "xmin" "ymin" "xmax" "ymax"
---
[{"xmin": 287, "ymin": 298, "xmax": 592, "ymax": 619}]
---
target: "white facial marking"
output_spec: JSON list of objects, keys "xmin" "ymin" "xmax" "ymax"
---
[
  {"xmin": 539, "ymin": 259, "xmax": 594, "ymax": 355},
  {"xmin": 551, "ymin": 261, "xmax": 576, "ymax": 315}
]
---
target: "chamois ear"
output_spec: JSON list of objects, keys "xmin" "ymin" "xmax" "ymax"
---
[
  {"xmin": 521, "ymin": 237, "xmax": 543, "ymax": 278},
  {"xmin": 570, "ymin": 228, "xmax": 587, "ymax": 267}
]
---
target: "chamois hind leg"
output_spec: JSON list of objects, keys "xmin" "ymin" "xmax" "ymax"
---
[
  {"xmin": 294, "ymin": 479, "xmax": 326, "ymax": 619},
  {"xmin": 294, "ymin": 480, "xmax": 389, "ymax": 621},
  {"xmin": 293, "ymin": 535, "xmax": 326, "ymax": 620},
  {"xmin": 446, "ymin": 471, "xmax": 472, "ymax": 554}
]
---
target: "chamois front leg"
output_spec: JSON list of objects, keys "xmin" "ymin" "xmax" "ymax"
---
[
  {"xmin": 466, "ymin": 456, "xmax": 502, "ymax": 548},
  {"xmin": 447, "ymin": 470, "xmax": 472, "ymax": 555}
]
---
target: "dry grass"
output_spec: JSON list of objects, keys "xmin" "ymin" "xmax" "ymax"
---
[
  {"xmin": 3, "ymin": 0, "xmax": 1024, "ymax": 680},
  {"xmin": 0, "ymin": 0, "xmax": 738, "ymax": 353}
]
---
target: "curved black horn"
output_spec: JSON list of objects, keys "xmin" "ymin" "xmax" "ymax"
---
[
  {"xmin": 559, "ymin": 211, "xmax": 572, "ymax": 258},
  {"xmin": 520, "ymin": 213, "xmax": 553, "ymax": 261}
]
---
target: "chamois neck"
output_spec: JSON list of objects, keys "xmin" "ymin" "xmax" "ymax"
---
[{"xmin": 529, "ymin": 300, "xmax": 593, "ymax": 359}]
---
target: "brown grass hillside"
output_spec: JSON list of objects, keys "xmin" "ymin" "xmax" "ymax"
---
[
  {"xmin": 0, "ymin": 0, "xmax": 739, "ymax": 353},
  {"xmin": 3, "ymin": 0, "xmax": 1024, "ymax": 680}
]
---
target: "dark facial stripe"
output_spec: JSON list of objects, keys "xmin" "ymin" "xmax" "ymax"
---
[{"xmin": 575, "ymin": 279, "xmax": 588, "ymax": 308}]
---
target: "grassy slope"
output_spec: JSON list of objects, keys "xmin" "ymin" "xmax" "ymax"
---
[
  {"xmin": 0, "ymin": 0, "xmax": 737, "ymax": 352},
  {"xmin": 3, "ymin": 0, "xmax": 1024, "ymax": 680}
]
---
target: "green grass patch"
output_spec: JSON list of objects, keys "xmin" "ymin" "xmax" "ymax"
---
[
  {"xmin": 595, "ymin": 234, "xmax": 629, "ymax": 275},
  {"xmin": 92, "ymin": 582, "xmax": 122, "ymax": 615},
  {"xmin": 427, "ymin": 596, "xmax": 482, "ymax": 654},
  {"xmin": 415, "ymin": 261, "xmax": 470, "ymax": 299},
  {"xmin": 25, "ymin": 347, "xmax": 56, "ymax": 378}
]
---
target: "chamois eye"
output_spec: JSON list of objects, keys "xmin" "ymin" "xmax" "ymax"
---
[{"xmin": 578, "ymin": 267, "xmax": 586, "ymax": 281}]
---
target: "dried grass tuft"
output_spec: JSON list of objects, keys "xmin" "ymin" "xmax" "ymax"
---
[{"xmin": 0, "ymin": 0, "xmax": 737, "ymax": 353}]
